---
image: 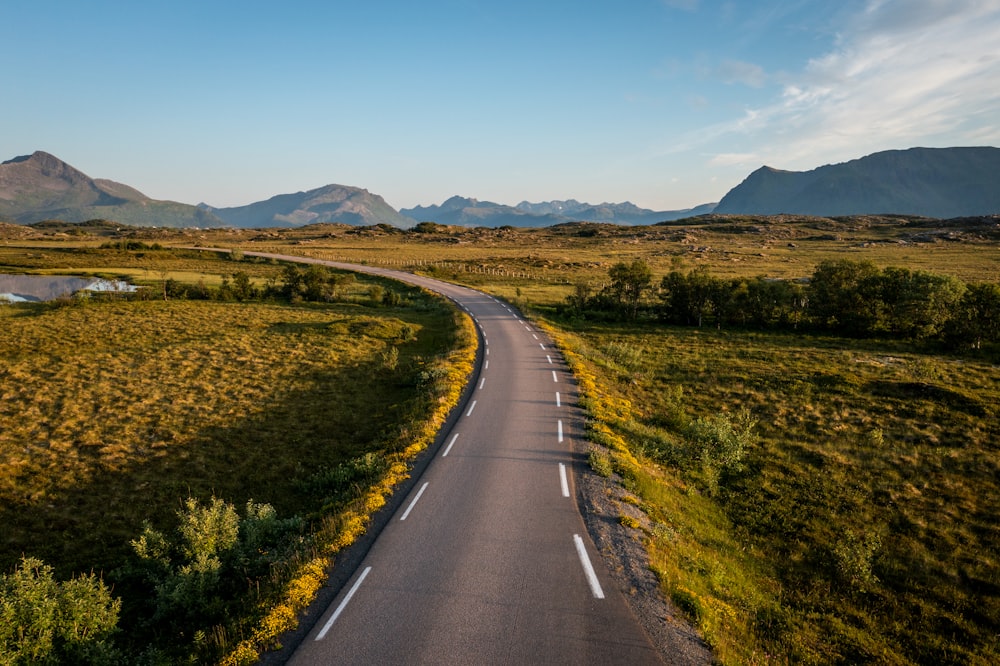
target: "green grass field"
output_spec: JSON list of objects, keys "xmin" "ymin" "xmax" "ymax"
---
[
  {"xmin": 2, "ymin": 217, "xmax": 998, "ymax": 664},
  {"xmin": 548, "ymin": 321, "xmax": 999, "ymax": 663},
  {"xmin": 0, "ymin": 242, "xmax": 475, "ymax": 662}
]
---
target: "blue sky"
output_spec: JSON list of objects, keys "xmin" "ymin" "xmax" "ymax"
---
[{"xmin": 3, "ymin": 0, "xmax": 998, "ymax": 211}]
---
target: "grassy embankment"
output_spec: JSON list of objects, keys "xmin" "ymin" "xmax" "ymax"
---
[{"xmin": 0, "ymin": 243, "xmax": 475, "ymax": 662}]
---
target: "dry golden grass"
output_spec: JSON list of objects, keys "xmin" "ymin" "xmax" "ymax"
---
[{"xmin": 0, "ymin": 298, "xmax": 449, "ymax": 577}]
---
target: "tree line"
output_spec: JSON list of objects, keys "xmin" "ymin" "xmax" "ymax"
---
[{"xmin": 564, "ymin": 259, "xmax": 1000, "ymax": 348}]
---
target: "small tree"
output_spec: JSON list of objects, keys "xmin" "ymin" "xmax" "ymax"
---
[
  {"xmin": 608, "ymin": 259, "xmax": 653, "ymax": 319},
  {"xmin": 949, "ymin": 281, "xmax": 1000, "ymax": 348}
]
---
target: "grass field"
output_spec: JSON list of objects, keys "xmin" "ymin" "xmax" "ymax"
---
[
  {"xmin": 548, "ymin": 321, "xmax": 999, "ymax": 663},
  {"xmin": 2, "ymin": 216, "xmax": 998, "ymax": 663},
  {"xmin": 0, "ymin": 242, "xmax": 475, "ymax": 661},
  {"xmin": 1, "ymin": 298, "xmax": 450, "ymax": 573}
]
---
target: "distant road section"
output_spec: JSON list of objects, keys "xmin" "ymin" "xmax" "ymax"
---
[{"xmin": 230, "ymin": 252, "xmax": 666, "ymax": 664}]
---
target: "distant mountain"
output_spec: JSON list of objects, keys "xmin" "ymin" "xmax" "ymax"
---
[
  {"xmin": 715, "ymin": 147, "xmax": 1000, "ymax": 217},
  {"xmin": 206, "ymin": 185, "xmax": 415, "ymax": 229},
  {"xmin": 402, "ymin": 196, "xmax": 567, "ymax": 228},
  {"xmin": 0, "ymin": 151, "xmax": 225, "ymax": 227},
  {"xmin": 403, "ymin": 196, "xmax": 717, "ymax": 227},
  {"xmin": 514, "ymin": 199, "xmax": 716, "ymax": 224}
]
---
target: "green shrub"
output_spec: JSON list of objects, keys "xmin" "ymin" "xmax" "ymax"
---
[
  {"xmin": 122, "ymin": 496, "xmax": 302, "ymax": 656},
  {"xmin": 683, "ymin": 409, "xmax": 757, "ymax": 494},
  {"xmin": 589, "ymin": 447, "xmax": 614, "ymax": 478},
  {"xmin": 833, "ymin": 529, "xmax": 882, "ymax": 592},
  {"xmin": 0, "ymin": 557, "xmax": 120, "ymax": 665}
]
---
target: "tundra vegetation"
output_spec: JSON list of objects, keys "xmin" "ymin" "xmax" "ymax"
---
[
  {"xmin": 2, "ymin": 214, "xmax": 998, "ymax": 664},
  {"xmin": 0, "ymin": 240, "xmax": 475, "ymax": 663}
]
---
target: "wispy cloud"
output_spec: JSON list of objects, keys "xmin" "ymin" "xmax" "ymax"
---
[
  {"xmin": 716, "ymin": 59, "xmax": 767, "ymax": 87},
  {"xmin": 709, "ymin": 152, "xmax": 760, "ymax": 167},
  {"xmin": 701, "ymin": 0, "xmax": 1000, "ymax": 169}
]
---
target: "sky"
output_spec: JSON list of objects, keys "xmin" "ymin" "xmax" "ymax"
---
[{"xmin": 3, "ymin": 0, "xmax": 999, "ymax": 211}]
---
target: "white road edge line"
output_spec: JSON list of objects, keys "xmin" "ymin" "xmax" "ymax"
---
[
  {"xmin": 467, "ymin": 400, "xmax": 478, "ymax": 416},
  {"xmin": 574, "ymin": 535, "xmax": 606, "ymax": 599},
  {"xmin": 559, "ymin": 463, "xmax": 570, "ymax": 498},
  {"xmin": 315, "ymin": 566, "xmax": 373, "ymax": 640},
  {"xmin": 400, "ymin": 482, "xmax": 429, "ymax": 521},
  {"xmin": 558, "ymin": 419, "xmax": 563, "ymax": 442},
  {"xmin": 442, "ymin": 433, "xmax": 459, "ymax": 457}
]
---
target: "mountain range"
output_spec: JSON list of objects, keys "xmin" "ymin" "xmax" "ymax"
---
[
  {"xmin": 2, "ymin": 147, "xmax": 998, "ymax": 229},
  {"xmin": 400, "ymin": 197, "xmax": 715, "ymax": 227},
  {"xmin": 0, "ymin": 152, "xmax": 224, "ymax": 228},
  {"xmin": 200, "ymin": 185, "xmax": 411, "ymax": 228},
  {"xmin": 715, "ymin": 146, "xmax": 1000, "ymax": 217}
]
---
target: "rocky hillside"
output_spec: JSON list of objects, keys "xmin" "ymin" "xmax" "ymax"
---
[
  {"xmin": 715, "ymin": 147, "xmax": 1000, "ymax": 217},
  {"xmin": 0, "ymin": 151, "xmax": 225, "ymax": 227}
]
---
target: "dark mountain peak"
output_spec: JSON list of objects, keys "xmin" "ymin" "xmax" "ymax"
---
[
  {"xmin": 2, "ymin": 153, "xmax": 35, "ymax": 165},
  {"xmin": 716, "ymin": 147, "xmax": 1000, "ymax": 217}
]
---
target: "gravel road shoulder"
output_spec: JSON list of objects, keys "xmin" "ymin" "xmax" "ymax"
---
[{"xmin": 574, "ymin": 440, "xmax": 713, "ymax": 665}]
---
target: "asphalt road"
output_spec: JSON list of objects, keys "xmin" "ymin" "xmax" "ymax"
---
[{"xmin": 241, "ymin": 253, "xmax": 663, "ymax": 665}]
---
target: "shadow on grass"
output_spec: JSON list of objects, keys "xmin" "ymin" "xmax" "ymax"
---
[{"xmin": 0, "ymin": 340, "xmax": 434, "ymax": 581}]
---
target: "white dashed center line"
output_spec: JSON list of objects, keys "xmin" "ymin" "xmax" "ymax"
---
[
  {"xmin": 442, "ymin": 433, "xmax": 459, "ymax": 457},
  {"xmin": 315, "ymin": 566, "xmax": 372, "ymax": 640},
  {"xmin": 400, "ymin": 482, "xmax": 429, "ymax": 521},
  {"xmin": 559, "ymin": 463, "xmax": 570, "ymax": 498},
  {"xmin": 574, "ymin": 535, "xmax": 606, "ymax": 599}
]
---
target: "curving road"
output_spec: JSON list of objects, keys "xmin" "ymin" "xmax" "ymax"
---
[{"xmin": 240, "ymin": 253, "xmax": 663, "ymax": 664}]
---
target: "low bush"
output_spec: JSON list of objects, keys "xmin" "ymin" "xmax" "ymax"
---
[{"xmin": 0, "ymin": 557, "xmax": 120, "ymax": 665}]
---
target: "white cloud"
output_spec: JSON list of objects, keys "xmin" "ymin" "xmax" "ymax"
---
[{"xmin": 694, "ymin": 0, "xmax": 1000, "ymax": 169}]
